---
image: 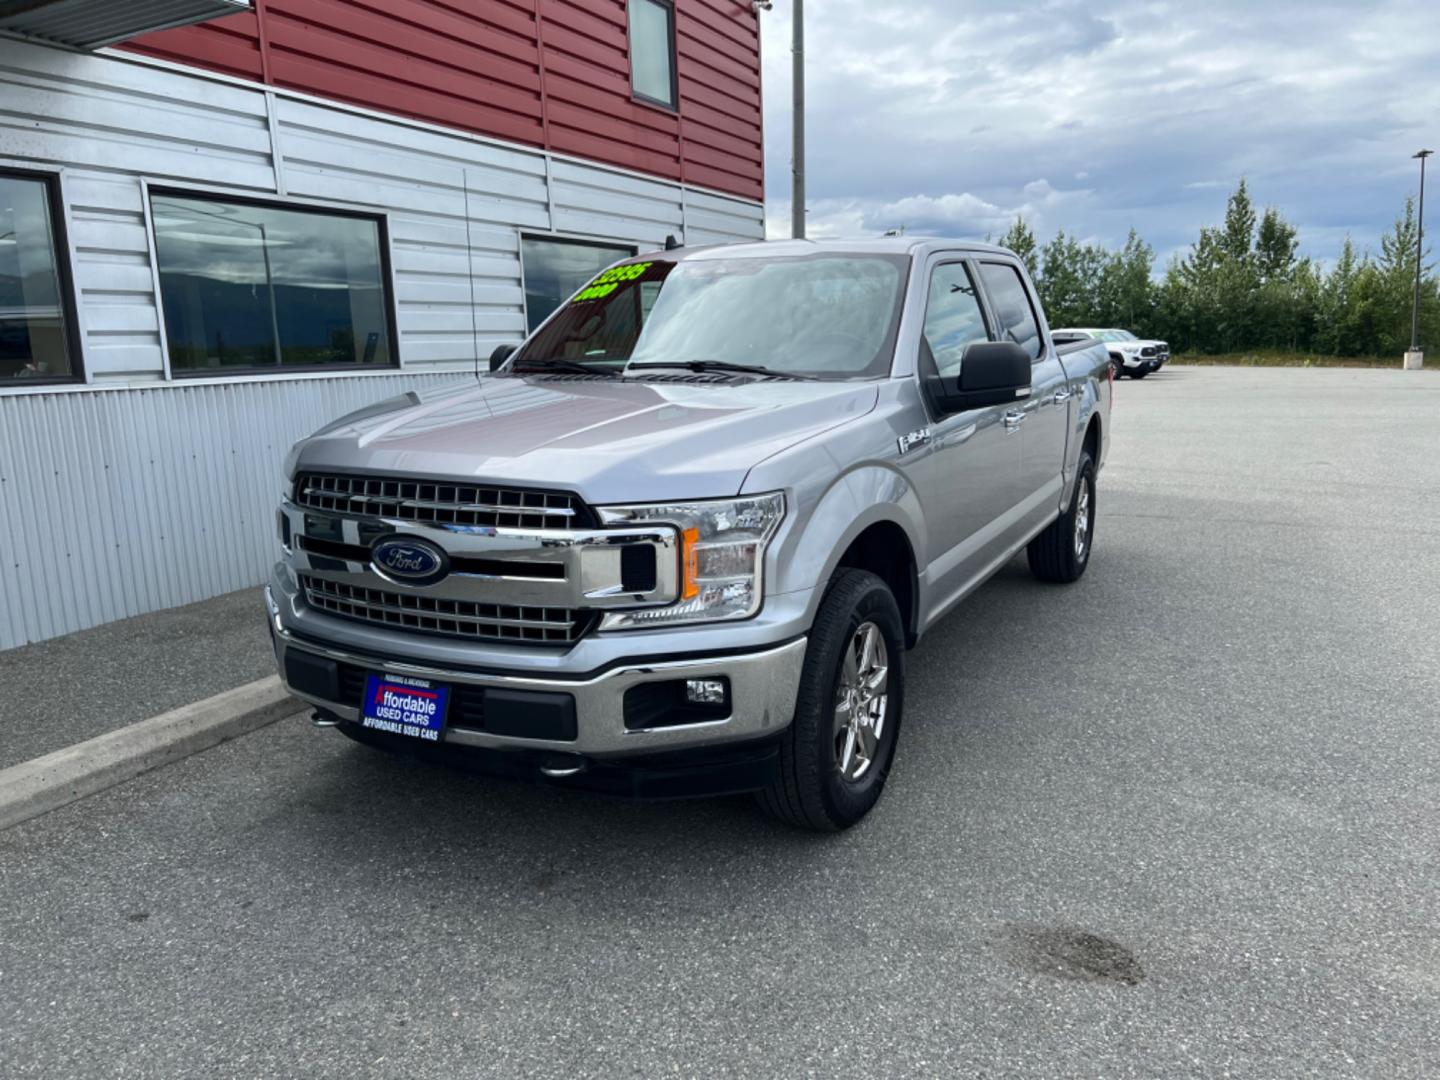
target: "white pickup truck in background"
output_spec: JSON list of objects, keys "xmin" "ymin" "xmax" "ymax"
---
[{"xmin": 1054, "ymin": 328, "xmax": 1170, "ymax": 378}]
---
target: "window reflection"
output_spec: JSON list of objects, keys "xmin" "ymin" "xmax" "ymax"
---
[
  {"xmin": 629, "ymin": 0, "xmax": 676, "ymax": 107},
  {"xmin": 151, "ymin": 194, "xmax": 393, "ymax": 373},
  {"xmin": 521, "ymin": 236, "xmax": 635, "ymax": 333},
  {"xmin": 979, "ymin": 263, "xmax": 1042, "ymax": 360},
  {"xmin": 923, "ymin": 263, "xmax": 990, "ymax": 378},
  {"xmin": 0, "ymin": 174, "xmax": 72, "ymax": 380}
]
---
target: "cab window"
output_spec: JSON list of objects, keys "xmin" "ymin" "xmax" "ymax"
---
[
  {"xmin": 979, "ymin": 262, "xmax": 1043, "ymax": 360},
  {"xmin": 921, "ymin": 262, "xmax": 989, "ymax": 378}
]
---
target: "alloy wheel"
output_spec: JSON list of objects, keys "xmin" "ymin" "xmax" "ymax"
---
[
  {"xmin": 833, "ymin": 621, "xmax": 889, "ymax": 783},
  {"xmin": 1074, "ymin": 478, "xmax": 1092, "ymax": 560}
]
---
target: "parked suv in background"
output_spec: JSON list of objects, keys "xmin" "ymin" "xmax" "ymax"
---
[
  {"xmin": 267, "ymin": 239, "xmax": 1112, "ymax": 830},
  {"xmin": 1054, "ymin": 328, "xmax": 1169, "ymax": 378}
]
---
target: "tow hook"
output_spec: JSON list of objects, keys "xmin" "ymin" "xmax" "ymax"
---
[
  {"xmin": 311, "ymin": 710, "xmax": 342, "ymax": 729},
  {"xmin": 539, "ymin": 753, "xmax": 589, "ymax": 779}
]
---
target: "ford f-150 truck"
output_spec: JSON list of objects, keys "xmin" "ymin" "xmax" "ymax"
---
[{"xmin": 266, "ymin": 238, "xmax": 1112, "ymax": 830}]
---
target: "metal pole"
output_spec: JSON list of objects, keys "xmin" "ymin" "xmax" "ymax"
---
[
  {"xmin": 791, "ymin": 0, "xmax": 805, "ymax": 240},
  {"xmin": 1411, "ymin": 150, "xmax": 1432, "ymax": 354}
]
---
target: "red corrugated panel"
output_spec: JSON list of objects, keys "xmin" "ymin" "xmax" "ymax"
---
[
  {"xmin": 263, "ymin": 3, "xmax": 545, "ymax": 147},
  {"xmin": 677, "ymin": 0, "xmax": 763, "ymax": 199},
  {"xmin": 537, "ymin": 0, "xmax": 682, "ymax": 181},
  {"xmin": 124, "ymin": 10, "xmax": 264, "ymax": 82},
  {"xmin": 122, "ymin": 0, "xmax": 763, "ymax": 202}
]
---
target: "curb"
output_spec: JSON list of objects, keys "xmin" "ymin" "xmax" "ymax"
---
[{"xmin": 0, "ymin": 676, "xmax": 299, "ymax": 832}]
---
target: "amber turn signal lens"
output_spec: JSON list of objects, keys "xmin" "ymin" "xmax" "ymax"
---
[{"xmin": 681, "ymin": 526, "xmax": 701, "ymax": 600}]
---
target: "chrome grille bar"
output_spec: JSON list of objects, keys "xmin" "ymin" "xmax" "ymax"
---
[
  {"xmin": 294, "ymin": 473, "xmax": 581, "ymax": 530},
  {"xmin": 301, "ymin": 575, "xmax": 585, "ymax": 645}
]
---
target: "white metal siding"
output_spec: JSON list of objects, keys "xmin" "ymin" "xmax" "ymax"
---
[
  {"xmin": 0, "ymin": 38, "xmax": 764, "ymax": 649},
  {"xmin": 0, "ymin": 373, "xmax": 469, "ymax": 649}
]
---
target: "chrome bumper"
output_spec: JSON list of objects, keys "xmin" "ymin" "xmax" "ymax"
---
[{"xmin": 268, "ymin": 589, "xmax": 806, "ymax": 759}]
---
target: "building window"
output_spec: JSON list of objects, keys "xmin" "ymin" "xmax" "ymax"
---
[
  {"xmin": 1, "ymin": 171, "xmax": 77, "ymax": 382},
  {"xmin": 150, "ymin": 192, "xmax": 395, "ymax": 375},
  {"xmin": 628, "ymin": 0, "xmax": 677, "ymax": 109},
  {"xmin": 521, "ymin": 235, "xmax": 636, "ymax": 333}
]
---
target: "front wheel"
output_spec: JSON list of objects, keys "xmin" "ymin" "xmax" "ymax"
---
[
  {"xmin": 1128, "ymin": 368, "xmax": 1148, "ymax": 379},
  {"xmin": 757, "ymin": 569, "xmax": 905, "ymax": 831},
  {"xmin": 1027, "ymin": 448, "xmax": 1096, "ymax": 584}
]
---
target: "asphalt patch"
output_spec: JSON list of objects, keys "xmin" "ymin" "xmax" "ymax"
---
[{"xmin": 1004, "ymin": 924, "xmax": 1146, "ymax": 986}]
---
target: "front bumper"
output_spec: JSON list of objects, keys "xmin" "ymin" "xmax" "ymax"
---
[{"xmin": 266, "ymin": 585, "xmax": 806, "ymax": 761}]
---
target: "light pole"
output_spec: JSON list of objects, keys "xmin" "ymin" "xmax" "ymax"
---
[
  {"xmin": 1407, "ymin": 149, "xmax": 1433, "ymax": 369},
  {"xmin": 791, "ymin": 0, "xmax": 805, "ymax": 240}
]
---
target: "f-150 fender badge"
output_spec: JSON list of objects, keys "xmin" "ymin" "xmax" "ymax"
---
[{"xmin": 897, "ymin": 428, "xmax": 932, "ymax": 455}]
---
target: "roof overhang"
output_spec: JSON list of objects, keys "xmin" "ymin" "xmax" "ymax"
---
[{"xmin": 0, "ymin": 0, "xmax": 250, "ymax": 50}]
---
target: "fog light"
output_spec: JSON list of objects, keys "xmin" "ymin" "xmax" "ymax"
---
[{"xmin": 685, "ymin": 678, "xmax": 728, "ymax": 706}]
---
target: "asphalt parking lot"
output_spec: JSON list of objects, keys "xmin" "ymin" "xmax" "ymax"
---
[{"xmin": 3, "ymin": 366, "xmax": 1438, "ymax": 1078}]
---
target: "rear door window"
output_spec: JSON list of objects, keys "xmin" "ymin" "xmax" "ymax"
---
[{"xmin": 978, "ymin": 262, "xmax": 1043, "ymax": 360}]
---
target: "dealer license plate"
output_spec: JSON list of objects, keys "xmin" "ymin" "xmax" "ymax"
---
[{"xmin": 361, "ymin": 673, "xmax": 450, "ymax": 742}]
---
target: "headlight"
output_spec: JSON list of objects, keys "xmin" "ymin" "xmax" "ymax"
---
[{"xmin": 595, "ymin": 493, "xmax": 786, "ymax": 629}]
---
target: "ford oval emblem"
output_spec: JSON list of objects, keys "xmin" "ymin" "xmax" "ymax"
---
[{"xmin": 371, "ymin": 537, "xmax": 449, "ymax": 586}]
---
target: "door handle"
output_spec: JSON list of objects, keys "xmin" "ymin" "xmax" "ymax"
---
[
  {"xmin": 1052, "ymin": 389, "xmax": 1072, "ymax": 404},
  {"xmin": 1003, "ymin": 410, "xmax": 1026, "ymax": 433}
]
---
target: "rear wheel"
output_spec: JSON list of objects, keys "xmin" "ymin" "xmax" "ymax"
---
[
  {"xmin": 1027, "ymin": 448, "xmax": 1096, "ymax": 584},
  {"xmin": 757, "ymin": 569, "xmax": 905, "ymax": 831}
]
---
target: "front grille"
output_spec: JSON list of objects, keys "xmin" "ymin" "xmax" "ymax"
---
[
  {"xmin": 1140, "ymin": 346, "xmax": 1157, "ymax": 357},
  {"xmin": 301, "ymin": 575, "xmax": 586, "ymax": 645},
  {"xmin": 294, "ymin": 472, "xmax": 585, "ymax": 530}
]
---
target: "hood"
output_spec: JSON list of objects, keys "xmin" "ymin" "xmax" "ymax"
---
[{"xmin": 293, "ymin": 374, "xmax": 879, "ymax": 504}]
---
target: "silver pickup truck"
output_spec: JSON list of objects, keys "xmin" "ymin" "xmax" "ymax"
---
[{"xmin": 266, "ymin": 238, "xmax": 1112, "ymax": 830}]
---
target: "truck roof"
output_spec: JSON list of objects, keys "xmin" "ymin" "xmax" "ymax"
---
[{"xmin": 651, "ymin": 237, "xmax": 1020, "ymax": 262}]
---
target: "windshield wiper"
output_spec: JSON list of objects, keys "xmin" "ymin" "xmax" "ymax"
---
[
  {"xmin": 627, "ymin": 360, "xmax": 819, "ymax": 381},
  {"xmin": 511, "ymin": 357, "xmax": 617, "ymax": 376}
]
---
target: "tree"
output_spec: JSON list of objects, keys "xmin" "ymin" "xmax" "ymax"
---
[
  {"xmin": 1255, "ymin": 207, "xmax": 1299, "ymax": 283},
  {"xmin": 1222, "ymin": 178, "xmax": 1258, "ymax": 266},
  {"xmin": 1037, "ymin": 230, "xmax": 1106, "ymax": 328},
  {"xmin": 1095, "ymin": 229, "xmax": 1156, "ymax": 332},
  {"xmin": 966, "ymin": 177, "xmax": 1440, "ymax": 357},
  {"xmin": 1315, "ymin": 237, "xmax": 1361, "ymax": 355},
  {"xmin": 1375, "ymin": 196, "xmax": 1438, "ymax": 354},
  {"xmin": 998, "ymin": 217, "xmax": 1039, "ymax": 278}
]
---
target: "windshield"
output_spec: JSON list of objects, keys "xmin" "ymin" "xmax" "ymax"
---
[{"xmin": 513, "ymin": 254, "xmax": 910, "ymax": 379}]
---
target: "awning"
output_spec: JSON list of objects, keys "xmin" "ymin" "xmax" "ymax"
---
[{"xmin": 0, "ymin": 0, "xmax": 251, "ymax": 51}]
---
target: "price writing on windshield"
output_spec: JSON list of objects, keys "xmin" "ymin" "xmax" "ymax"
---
[{"xmin": 574, "ymin": 262, "xmax": 654, "ymax": 302}]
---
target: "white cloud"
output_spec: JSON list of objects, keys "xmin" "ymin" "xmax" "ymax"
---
[{"xmin": 759, "ymin": 0, "xmax": 1440, "ymax": 259}]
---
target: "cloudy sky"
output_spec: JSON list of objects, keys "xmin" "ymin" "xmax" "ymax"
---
[{"xmin": 757, "ymin": 0, "xmax": 1440, "ymax": 267}]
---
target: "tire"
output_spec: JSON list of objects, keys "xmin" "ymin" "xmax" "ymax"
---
[
  {"xmin": 1027, "ymin": 447, "xmax": 1097, "ymax": 584},
  {"xmin": 757, "ymin": 569, "xmax": 906, "ymax": 831},
  {"xmin": 1128, "ymin": 368, "xmax": 1148, "ymax": 379}
]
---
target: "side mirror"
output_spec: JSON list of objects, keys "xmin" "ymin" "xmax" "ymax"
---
[
  {"xmin": 489, "ymin": 344, "xmax": 518, "ymax": 372},
  {"xmin": 935, "ymin": 341, "xmax": 1031, "ymax": 412}
]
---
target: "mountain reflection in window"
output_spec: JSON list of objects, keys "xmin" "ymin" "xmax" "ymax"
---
[{"xmin": 151, "ymin": 194, "xmax": 393, "ymax": 373}]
